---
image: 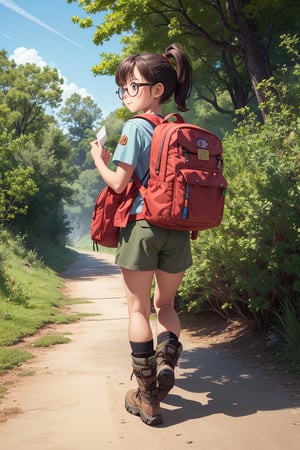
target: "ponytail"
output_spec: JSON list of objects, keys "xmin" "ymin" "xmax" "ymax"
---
[{"xmin": 164, "ymin": 43, "xmax": 193, "ymax": 111}]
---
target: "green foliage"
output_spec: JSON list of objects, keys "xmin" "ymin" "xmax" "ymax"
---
[
  {"xmin": 278, "ymin": 34, "xmax": 300, "ymax": 108},
  {"xmin": 0, "ymin": 166, "xmax": 38, "ymax": 222},
  {"xmin": 0, "ymin": 50, "xmax": 63, "ymax": 137},
  {"xmin": 65, "ymin": 109, "xmax": 124, "ymax": 242},
  {"xmin": 58, "ymin": 92, "xmax": 102, "ymax": 147},
  {"xmin": 0, "ymin": 50, "xmax": 78, "ymax": 243},
  {"xmin": 0, "ymin": 269, "xmax": 30, "ymax": 307},
  {"xmin": 0, "ymin": 228, "xmax": 77, "ymax": 347},
  {"xmin": 0, "ymin": 104, "xmax": 38, "ymax": 223},
  {"xmin": 184, "ymin": 94, "xmax": 235, "ymax": 138},
  {"xmin": 179, "ymin": 78, "xmax": 300, "ymax": 332},
  {"xmin": 67, "ymin": 1, "xmax": 300, "ymax": 116},
  {"xmin": 93, "ymin": 53, "xmax": 123, "ymax": 77},
  {"xmin": 66, "ymin": 169, "xmax": 103, "ymax": 243},
  {"xmin": 273, "ymin": 297, "xmax": 300, "ymax": 373},
  {"xmin": 11, "ymin": 124, "xmax": 78, "ymax": 244}
]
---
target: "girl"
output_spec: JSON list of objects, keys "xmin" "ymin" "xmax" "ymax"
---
[{"xmin": 90, "ymin": 43, "xmax": 193, "ymax": 426}]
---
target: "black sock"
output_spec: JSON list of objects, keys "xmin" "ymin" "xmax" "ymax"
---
[
  {"xmin": 157, "ymin": 331, "xmax": 179, "ymax": 346},
  {"xmin": 130, "ymin": 340, "xmax": 155, "ymax": 358}
]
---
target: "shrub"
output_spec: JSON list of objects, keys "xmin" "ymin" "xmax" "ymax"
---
[
  {"xmin": 179, "ymin": 79, "xmax": 300, "ymax": 332},
  {"xmin": 273, "ymin": 296, "xmax": 300, "ymax": 373}
]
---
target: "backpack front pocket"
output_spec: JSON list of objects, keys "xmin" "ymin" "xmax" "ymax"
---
[{"xmin": 172, "ymin": 169, "xmax": 227, "ymax": 230}]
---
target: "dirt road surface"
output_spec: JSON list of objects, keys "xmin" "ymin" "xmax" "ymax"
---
[{"xmin": 0, "ymin": 250, "xmax": 300, "ymax": 450}]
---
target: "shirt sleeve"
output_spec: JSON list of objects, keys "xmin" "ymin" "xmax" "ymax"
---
[{"xmin": 112, "ymin": 120, "xmax": 144, "ymax": 168}]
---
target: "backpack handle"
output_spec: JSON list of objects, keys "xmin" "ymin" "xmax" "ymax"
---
[
  {"xmin": 163, "ymin": 113, "xmax": 184, "ymax": 123},
  {"xmin": 132, "ymin": 113, "xmax": 185, "ymax": 126}
]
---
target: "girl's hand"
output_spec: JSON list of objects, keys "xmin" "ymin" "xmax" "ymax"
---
[{"xmin": 90, "ymin": 140, "xmax": 111, "ymax": 165}]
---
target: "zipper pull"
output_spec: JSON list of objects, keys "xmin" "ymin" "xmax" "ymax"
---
[{"xmin": 182, "ymin": 184, "xmax": 190, "ymax": 219}]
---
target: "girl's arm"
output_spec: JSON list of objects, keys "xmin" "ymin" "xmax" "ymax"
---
[{"xmin": 90, "ymin": 140, "xmax": 134, "ymax": 193}]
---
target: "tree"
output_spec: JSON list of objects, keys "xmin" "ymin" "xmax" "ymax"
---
[
  {"xmin": 14, "ymin": 123, "xmax": 78, "ymax": 244},
  {"xmin": 0, "ymin": 51, "xmax": 78, "ymax": 243},
  {"xmin": 0, "ymin": 50, "xmax": 63, "ymax": 138},
  {"xmin": 0, "ymin": 104, "xmax": 37, "ymax": 223},
  {"xmin": 58, "ymin": 92, "xmax": 102, "ymax": 142},
  {"xmin": 67, "ymin": 169, "xmax": 104, "ymax": 242},
  {"xmin": 58, "ymin": 93, "xmax": 103, "ymax": 167},
  {"xmin": 67, "ymin": 0, "xmax": 300, "ymax": 119},
  {"xmin": 64, "ymin": 109, "xmax": 124, "ymax": 240}
]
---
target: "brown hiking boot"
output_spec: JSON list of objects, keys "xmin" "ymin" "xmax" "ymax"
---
[
  {"xmin": 156, "ymin": 340, "xmax": 182, "ymax": 402},
  {"xmin": 125, "ymin": 354, "xmax": 163, "ymax": 426}
]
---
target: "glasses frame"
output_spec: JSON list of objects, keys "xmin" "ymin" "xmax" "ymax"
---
[{"xmin": 116, "ymin": 82, "xmax": 157, "ymax": 100}]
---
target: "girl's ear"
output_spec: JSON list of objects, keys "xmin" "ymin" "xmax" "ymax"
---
[{"xmin": 153, "ymin": 82, "xmax": 164, "ymax": 98}]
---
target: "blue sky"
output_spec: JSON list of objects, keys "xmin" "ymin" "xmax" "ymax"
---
[{"xmin": 0, "ymin": 0, "xmax": 123, "ymax": 118}]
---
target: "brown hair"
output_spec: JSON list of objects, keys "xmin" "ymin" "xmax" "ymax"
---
[{"xmin": 115, "ymin": 43, "xmax": 193, "ymax": 111}]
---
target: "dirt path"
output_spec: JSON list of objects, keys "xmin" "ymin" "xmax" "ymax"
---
[{"xmin": 0, "ymin": 250, "xmax": 299, "ymax": 449}]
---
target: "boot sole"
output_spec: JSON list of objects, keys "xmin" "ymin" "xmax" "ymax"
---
[
  {"xmin": 157, "ymin": 367, "xmax": 175, "ymax": 402},
  {"xmin": 125, "ymin": 399, "xmax": 163, "ymax": 426}
]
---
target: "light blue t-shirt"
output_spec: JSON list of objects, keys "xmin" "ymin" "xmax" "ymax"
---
[{"xmin": 112, "ymin": 117, "xmax": 155, "ymax": 214}]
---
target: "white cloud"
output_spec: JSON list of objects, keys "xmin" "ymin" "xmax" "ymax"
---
[
  {"xmin": 60, "ymin": 78, "xmax": 92, "ymax": 102},
  {"xmin": 9, "ymin": 47, "xmax": 93, "ymax": 102},
  {"xmin": 10, "ymin": 47, "xmax": 46, "ymax": 67},
  {"xmin": 1, "ymin": 32, "xmax": 11, "ymax": 39}
]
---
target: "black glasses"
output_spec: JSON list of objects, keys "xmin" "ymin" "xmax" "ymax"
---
[{"xmin": 116, "ymin": 82, "xmax": 156, "ymax": 100}]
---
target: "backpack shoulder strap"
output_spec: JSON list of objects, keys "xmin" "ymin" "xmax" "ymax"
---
[{"xmin": 132, "ymin": 171, "xmax": 148, "ymax": 189}]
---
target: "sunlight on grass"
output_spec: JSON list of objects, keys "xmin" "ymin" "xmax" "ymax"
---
[
  {"xmin": 31, "ymin": 334, "xmax": 71, "ymax": 347},
  {"xmin": 0, "ymin": 348, "xmax": 33, "ymax": 374},
  {"xmin": 0, "ymin": 230, "xmax": 83, "ymax": 376},
  {"xmin": 0, "ymin": 233, "xmax": 82, "ymax": 347}
]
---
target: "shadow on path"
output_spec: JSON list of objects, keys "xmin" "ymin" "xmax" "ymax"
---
[
  {"xmin": 161, "ymin": 346, "xmax": 300, "ymax": 426},
  {"xmin": 61, "ymin": 250, "xmax": 120, "ymax": 280},
  {"xmin": 60, "ymin": 249, "xmax": 300, "ymax": 432}
]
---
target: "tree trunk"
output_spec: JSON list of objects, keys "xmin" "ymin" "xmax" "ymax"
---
[{"xmin": 226, "ymin": 0, "xmax": 272, "ymax": 121}]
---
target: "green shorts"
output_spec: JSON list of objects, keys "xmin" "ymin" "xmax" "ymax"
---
[{"xmin": 115, "ymin": 220, "xmax": 193, "ymax": 273}]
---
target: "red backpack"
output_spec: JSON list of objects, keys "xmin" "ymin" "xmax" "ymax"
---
[
  {"xmin": 91, "ymin": 179, "xmax": 139, "ymax": 249},
  {"xmin": 91, "ymin": 113, "xmax": 227, "ymax": 248},
  {"xmin": 132, "ymin": 113, "xmax": 227, "ymax": 236}
]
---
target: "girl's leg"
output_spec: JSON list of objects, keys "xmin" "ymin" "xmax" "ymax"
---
[
  {"xmin": 121, "ymin": 267, "xmax": 162, "ymax": 425},
  {"xmin": 120, "ymin": 267, "xmax": 154, "ymax": 343},
  {"xmin": 153, "ymin": 269, "xmax": 185, "ymax": 401},
  {"xmin": 153, "ymin": 269, "xmax": 185, "ymax": 338}
]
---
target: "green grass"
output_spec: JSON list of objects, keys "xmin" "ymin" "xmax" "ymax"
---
[
  {"xmin": 31, "ymin": 334, "xmax": 71, "ymax": 347},
  {"xmin": 22, "ymin": 236, "xmax": 78, "ymax": 273},
  {"xmin": 0, "ymin": 260, "xmax": 73, "ymax": 346},
  {"xmin": 273, "ymin": 298, "xmax": 300, "ymax": 374},
  {"xmin": 0, "ymin": 229, "xmax": 80, "ymax": 346},
  {"xmin": 0, "ymin": 228, "xmax": 109, "ymax": 392},
  {"xmin": 0, "ymin": 348, "xmax": 33, "ymax": 374},
  {"xmin": 0, "ymin": 228, "xmax": 81, "ymax": 376}
]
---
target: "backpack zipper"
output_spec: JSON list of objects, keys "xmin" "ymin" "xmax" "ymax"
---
[{"xmin": 155, "ymin": 124, "xmax": 178, "ymax": 175}]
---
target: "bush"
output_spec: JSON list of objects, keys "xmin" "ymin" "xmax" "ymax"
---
[
  {"xmin": 179, "ymin": 79, "xmax": 300, "ymax": 332},
  {"xmin": 273, "ymin": 296, "xmax": 300, "ymax": 373}
]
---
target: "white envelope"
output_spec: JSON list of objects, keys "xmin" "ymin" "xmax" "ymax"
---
[{"xmin": 96, "ymin": 126, "xmax": 107, "ymax": 146}]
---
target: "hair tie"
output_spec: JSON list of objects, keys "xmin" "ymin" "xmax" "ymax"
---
[{"xmin": 162, "ymin": 53, "xmax": 173, "ymax": 65}]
